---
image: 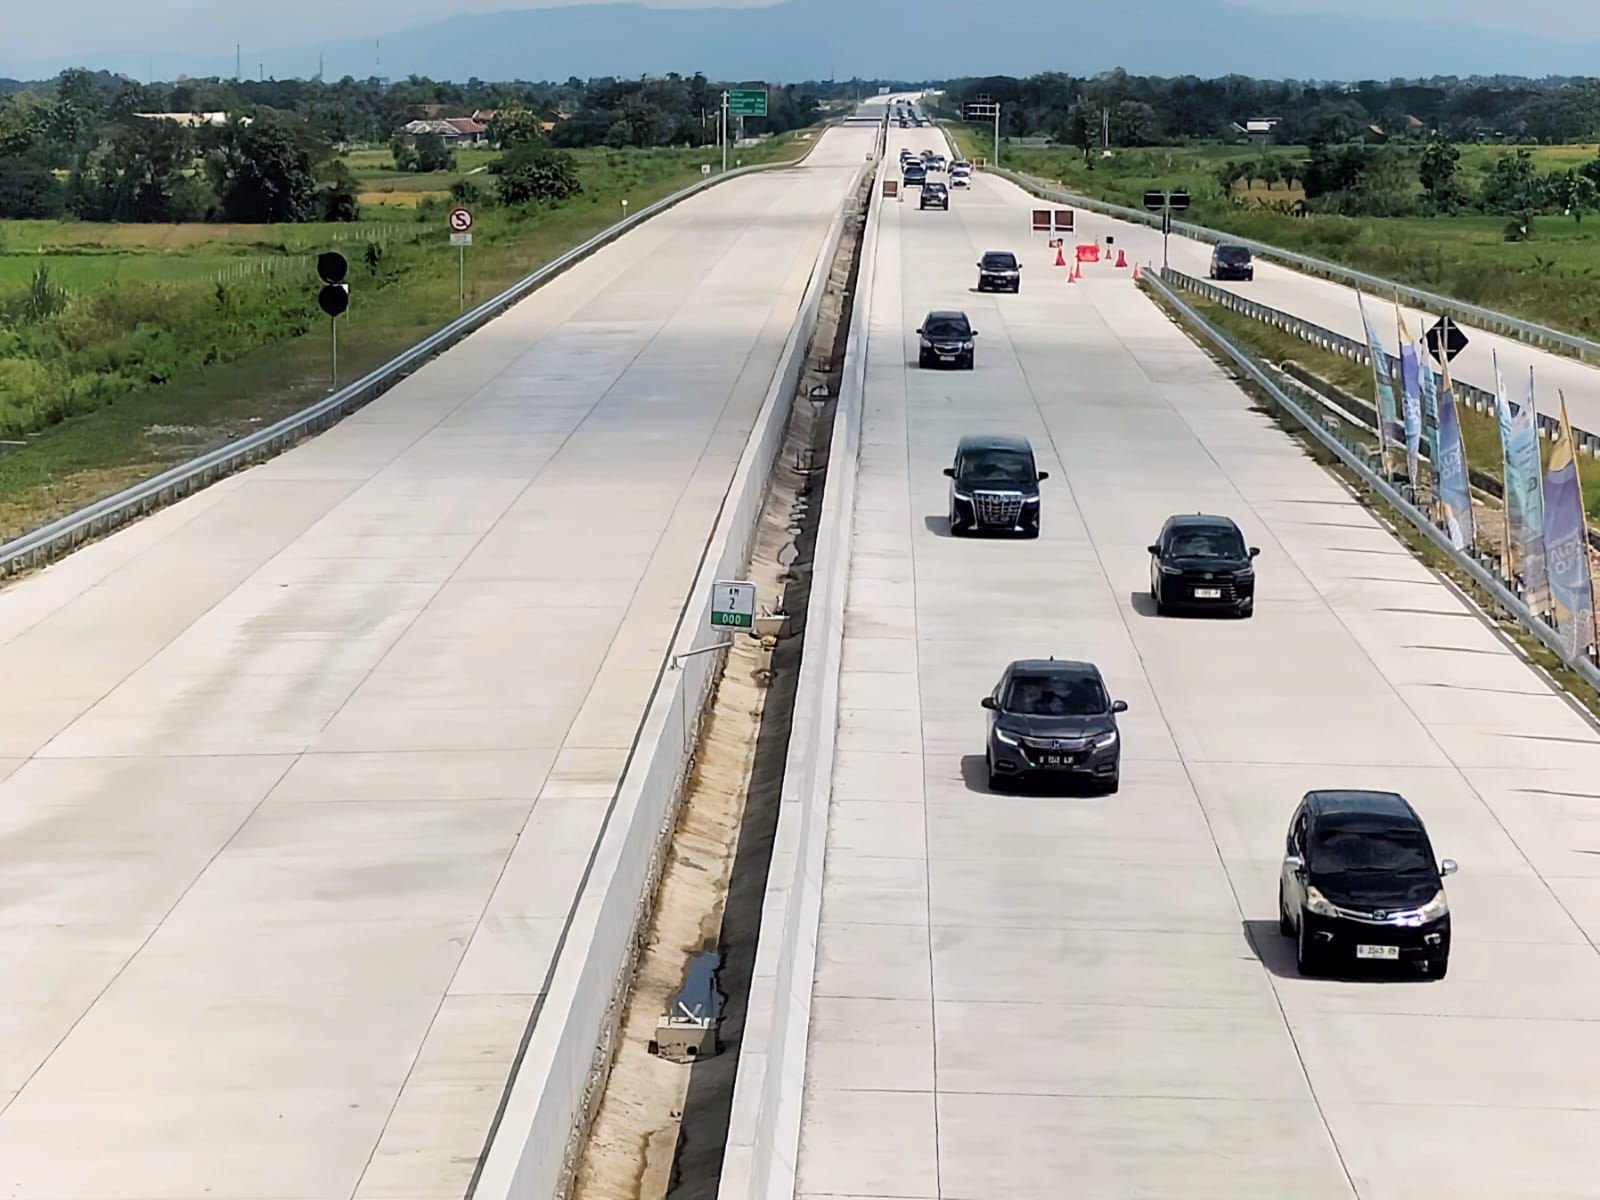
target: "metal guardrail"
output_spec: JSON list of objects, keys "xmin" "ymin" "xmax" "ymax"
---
[
  {"xmin": 1144, "ymin": 269, "xmax": 1600, "ymax": 690},
  {"xmin": 979, "ymin": 160, "xmax": 1600, "ymax": 366},
  {"xmin": 1161, "ymin": 268, "xmax": 1600, "ymax": 460},
  {"xmin": 1, "ymin": 147, "xmax": 826, "ymax": 580}
]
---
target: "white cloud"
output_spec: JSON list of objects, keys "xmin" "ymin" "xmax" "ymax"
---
[{"xmin": 1222, "ymin": 0, "xmax": 1600, "ymax": 41}]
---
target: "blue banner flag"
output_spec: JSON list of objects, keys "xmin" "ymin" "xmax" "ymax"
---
[
  {"xmin": 1542, "ymin": 391, "xmax": 1596, "ymax": 658},
  {"xmin": 1358, "ymin": 295, "xmax": 1403, "ymax": 478},
  {"xmin": 1435, "ymin": 353, "xmax": 1475, "ymax": 552},
  {"xmin": 1506, "ymin": 366, "xmax": 1549, "ymax": 612},
  {"xmin": 1396, "ymin": 307, "xmax": 1422, "ymax": 486},
  {"xmin": 1418, "ymin": 349, "xmax": 1442, "ymax": 506}
]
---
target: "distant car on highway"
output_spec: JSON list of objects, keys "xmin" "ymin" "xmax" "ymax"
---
[
  {"xmin": 1280, "ymin": 790, "xmax": 1456, "ymax": 978},
  {"xmin": 952, "ymin": 159, "xmax": 971, "ymax": 172},
  {"xmin": 916, "ymin": 310, "xmax": 976, "ymax": 370},
  {"xmin": 1210, "ymin": 242, "xmax": 1255, "ymax": 281},
  {"xmin": 902, "ymin": 161, "xmax": 926, "ymax": 188},
  {"xmin": 976, "ymin": 250, "xmax": 1021, "ymax": 292},
  {"xmin": 1147, "ymin": 513, "xmax": 1259, "ymax": 617},
  {"xmin": 944, "ymin": 434, "xmax": 1045, "ymax": 537},
  {"xmin": 950, "ymin": 172, "xmax": 971, "ymax": 189},
  {"xmin": 920, "ymin": 181, "xmax": 950, "ymax": 210},
  {"xmin": 982, "ymin": 658, "xmax": 1126, "ymax": 793},
  {"xmin": 927, "ymin": 155, "xmax": 946, "ymax": 172}
]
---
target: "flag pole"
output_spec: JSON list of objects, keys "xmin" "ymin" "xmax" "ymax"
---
[{"xmin": 1561, "ymin": 389, "xmax": 1600, "ymax": 658}]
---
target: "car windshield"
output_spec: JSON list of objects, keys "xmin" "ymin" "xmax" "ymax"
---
[
  {"xmin": 1005, "ymin": 673, "xmax": 1107, "ymax": 716},
  {"xmin": 924, "ymin": 317, "xmax": 970, "ymax": 338},
  {"xmin": 1217, "ymin": 246, "xmax": 1251, "ymax": 263},
  {"xmin": 959, "ymin": 447, "xmax": 1031, "ymax": 482},
  {"xmin": 1310, "ymin": 823, "xmax": 1433, "ymax": 876},
  {"xmin": 983, "ymin": 254, "xmax": 1017, "ymax": 268},
  {"xmin": 1166, "ymin": 526, "xmax": 1245, "ymax": 558}
]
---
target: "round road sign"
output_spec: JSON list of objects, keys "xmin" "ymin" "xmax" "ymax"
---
[{"xmin": 448, "ymin": 206, "xmax": 474, "ymax": 233}]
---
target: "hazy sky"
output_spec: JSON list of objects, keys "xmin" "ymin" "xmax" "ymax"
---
[{"xmin": 8, "ymin": 0, "xmax": 1598, "ymax": 76}]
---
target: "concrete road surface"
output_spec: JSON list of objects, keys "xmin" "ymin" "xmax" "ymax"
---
[
  {"xmin": 795, "ymin": 129, "xmax": 1600, "ymax": 1200},
  {"xmin": 0, "ymin": 121, "xmax": 874, "ymax": 1200}
]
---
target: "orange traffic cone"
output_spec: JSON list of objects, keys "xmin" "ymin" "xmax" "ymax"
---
[
  {"xmin": 1055, "ymin": 244, "xmax": 1067, "ymax": 267},
  {"xmin": 1115, "ymin": 249, "xmax": 1128, "ymax": 268},
  {"xmin": 1132, "ymin": 262, "xmax": 1140, "ymax": 281}
]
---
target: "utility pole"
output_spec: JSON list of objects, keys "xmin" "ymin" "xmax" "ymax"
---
[
  {"xmin": 235, "ymin": 43, "xmax": 240, "ymax": 81},
  {"xmin": 721, "ymin": 90, "xmax": 729, "ymax": 173},
  {"xmin": 1103, "ymin": 107, "xmax": 1110, "ymax": 149}
]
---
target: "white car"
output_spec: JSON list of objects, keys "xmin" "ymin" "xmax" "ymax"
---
[{"xmin": 951, "ymin": 173, "xmax": 971, "ymax": 188}]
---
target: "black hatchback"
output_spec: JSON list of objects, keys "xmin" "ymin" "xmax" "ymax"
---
[
  {"xmin": 944, "ymin": 435, "xmax": 1047, "ymax": 537},
  {"xmin": 1148, "ymin": 514, "xmax": 1259, "ymax": 617},
  {"xmin": 917, "ymin": 310, "xmax": 976, "ymax": 370},
  {"xmin": 976, "ymin": 250, "xmax": 1021, "ymax": 293},
  {"xmin": 1210, "ymin": 242, "xmax": 1254, "ymax": 281},
  {"xmin": 1279, "ymin": 790, "xmax": 1457, "ymax": 978}
]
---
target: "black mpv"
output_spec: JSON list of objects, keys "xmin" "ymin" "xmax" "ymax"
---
[
  {"xmin": 917, "ymin": 311, "xmax": 976, "ymax": 370},
  {"xmin": 1148, "ymin": 514, "xmax": 1259, "ymax": 617},
  {"xmin": 944, "ymin": 435, "xmax": 1047, "ymax": 537},
  {"xmin": 1280, "ymin": 790, "xmax": 1457, "ymax": 978},
  {"xmin": 976, "ymin": 250, "xmax": 1021, "ymax": 293}
]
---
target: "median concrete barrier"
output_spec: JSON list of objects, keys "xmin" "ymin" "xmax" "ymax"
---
[
  {"xmin": 715, "ymin": 157, "xmax": 888, "ymax": 1200},
  {"xmin": 467, "ymin": 164, "xmax": 871, "ymax": 1200}
]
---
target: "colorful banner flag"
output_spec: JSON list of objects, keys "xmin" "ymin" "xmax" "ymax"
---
[
  {"xmin": 1396, "ymin": 307, "xmax": 1422, "ymax": 486},
  {"xmin": 1419, "ymin": 349, "xmax": 1442, "ymax": 508},
  {"xmin": 1358, "ymin": 295, "xmax": 1403, "ymax": 478},
  {"xmin": 1435, "ymin": 352, "xmax": 1475, "ymax": 552},
  {"xmin": 1507, "ymin": 366, "xmax": 1549, "ymax": 612},
  {"xmin": 1542, "ymin": 391, "xmax": 1596, "ymax": 658}
]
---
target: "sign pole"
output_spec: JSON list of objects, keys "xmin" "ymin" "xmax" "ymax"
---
[
  {"xmin": 994, "ymin": 102, "xmax": 1000, "ymax": 170},
  {"xmin": 458, "ymin": 243, "xmax": 465, "ymax": 311},
  {"xmin": 331, "ymin": 315, "xmax": 338, "ymax": 387},
  {"xmin": 721, "ymin": 91, "xmax": 729, "ymax": 174}
]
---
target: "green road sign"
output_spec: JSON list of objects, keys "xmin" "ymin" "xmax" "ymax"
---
[
  {"xmin": 711, "ymin": 580, "xmax": 756, "ymax": 630},
  {"xmin": 727, "ymin": 89, "xmax": 767, "ymax": 117}
]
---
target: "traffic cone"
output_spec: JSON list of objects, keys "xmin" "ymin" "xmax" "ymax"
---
[
  {"xmin": 1132, "ymin": 262, "xmax": 1140, "ymax": 281},
  {"xmin": 1055, "ymin": 244, "xmax": 1067, "ymax": 267},
  {"xmin": 1115, "ymin": 249, "xmax": 1128, "ymax": 268}
]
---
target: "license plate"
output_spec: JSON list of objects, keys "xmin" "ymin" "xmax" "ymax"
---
[
  {"xmin": 938, "ymin": 355, "xmax": 955, "ymax": 362},
  {"xmin": 1194, "ymin": 587, "xmax": 1222, "ymax": 599},
  {"xmin": 1039, "ymin": 754, "xmax": 1077, "ymax": 767},
  {"xmin": 1356, "ymin": 944, "xmax": 1399, "ymax": 960}
]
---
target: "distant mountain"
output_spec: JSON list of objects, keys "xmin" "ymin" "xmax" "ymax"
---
[{"xmin": 9, "ymin": 0, "xmax": 1600, "ymax": 86}]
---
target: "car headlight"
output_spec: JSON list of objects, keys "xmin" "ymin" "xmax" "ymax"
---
[
  {"xmin": 1092, "ymin": 729, "xmax": 1118, "ymax": 748},
  {"xmin": 961, "ymin": 339, "xmax": 975, "ymax": 349},
  {"xmin": 1159, "ymin": 564, "xmax": 1181, "ymax": 575},
  {"xmin": 994, "ymin": 728, "xmax": 1020, "ymax": 746},
  {"xmin": 1021, "ymin": 494, "xmax": 1040, "ymax": 504},
  {"xmin": 921, "ymin": 337, "xmax": 932, "ymax": 347},
  {"xmin": 953, "ymin": 490, "xmax": 972, "ymax": 502},
  {"xmin": 1414, "ymin": 890, "xmax": 1449, "ymax": 922},
  {"xmin": 1304, "ymin": 887, "xmax": 1338, "ymax": 918}
]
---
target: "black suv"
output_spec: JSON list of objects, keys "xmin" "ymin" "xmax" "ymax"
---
[
  {"xmin": 944, "ymin": 435, "xmax": 1047, "ymax": 537},
  {"xmin": 1280, "ymin": 790, "xmax": 1457, "ymax": 978},
  {"xmin": 920, "ymin": 181, "xmax": 950, "ymax": 210},
  {"xmin": 982, "ymin": 659, "xmax": 1127, "ymax": 793},
  {"xmin": 976, "ymin": 250, "xmax": 1021, "ymax": 293},
  {"xmin": 1210, "ymin": 242, "xmax": 1254, "ymax": 281},
  {"xmin": 917, "ymin": 310, "xmax": 976, "ymax": 369},
  {"xmin": 1148, "ymin": 514, "xmax": 1259, "ymax": 617}
]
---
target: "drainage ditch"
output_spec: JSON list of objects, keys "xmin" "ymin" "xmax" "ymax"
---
[{"xmin": 567, "ymin": 173, "xmax": 872, "ymax": 1200}]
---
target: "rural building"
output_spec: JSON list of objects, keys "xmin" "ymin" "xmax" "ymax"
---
[
  {"xmin": 1230, "ymin": 116, "xmax": 1281, "ymax": 145},
  {"xmin": 133, "ymin": 111, "xmax": 241, "ymax": 127},
  {"xmin": 400, "ymin": 117, "xmax": 489, "ymax": 145}
]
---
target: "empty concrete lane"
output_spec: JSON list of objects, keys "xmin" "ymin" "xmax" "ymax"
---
[
  {"xmin": 0, "ymin": 120, "xmax": 874, "ymax": 1200},
  {"xmin": 794, "ymin": 129, "xmax": 1600, "ymax": 1200}
]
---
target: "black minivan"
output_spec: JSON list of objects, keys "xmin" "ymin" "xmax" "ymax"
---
[
  {"xmin": 1210, "ymin": 242, "xmax": 1254, "ymax": 281},
  {"xmin": 944, "ymin": 434, "xmax": 1046, "ymax": 537},
  {"xmin": 1280, "ymin": 790, "xmax": 1457, "ymax": 978}
]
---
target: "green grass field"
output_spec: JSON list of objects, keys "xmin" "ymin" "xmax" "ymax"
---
[
  {"xmin": 0, "ymin": 129, "xmax": 820, "ymax": 539},
  {"xmin": 947, "ymin": 125, "xmax": 1600, "ymax": 339}
]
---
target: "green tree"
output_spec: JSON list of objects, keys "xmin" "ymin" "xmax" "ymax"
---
[
  {"xmin": 1111, "ymin": 100, "xmax": 1159, "ymax": 147},
  {"xmin": 1555, "ymin": 169, "xmax": 1598, "ymax": 223},
  {"xmin": 1481, "ymin": 148, "xmax": 1548, "ymax": 215},
  {"xmin": 317, "ymin": 160, "xmax": 361, "ymax": 221},
  {"xmin": 72, "ymin": 117, "xmax": 200, "ymax": 222},
  {"xmin": 1419, "ymin": 133, "xmax": 1465, "ymax": 213},
  {"xmin": 0, "ymin": 150, "xmax": 64, "ymax": 218},
  {"xmin": 412, "ymin": 132, "xmax": 456, "ymax": 173},
  {"xmin": 486, "ymin": 108, "xmax": 545, "ymax": 149},
  {"xmin": 205, "ymin": 114, "xmax": 319, "ymax": 223},
  {"xmin": 492, "ymin": 144, "xmax": 581, "ymax": 205},
  {"xmin": 389, "ymin": 133, "xmax": 418, "ymax": 172}
]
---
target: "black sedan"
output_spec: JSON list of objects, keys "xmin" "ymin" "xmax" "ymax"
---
[
  {"xmin": 983, "ymin": 659, "xmax": 1127, "ymax": 793},
  {"xmin": 917, "ymin": 311, "xmax": 977, "ymax": 370},
  {"xmin": 976, "ymin": 250, "xmax": 1021, "ymax": 292},
  {"xmin": 945, "ymin": 434, "xmax": 1046, "ymax": 537},
  {"xmin": 1148, "ymin": 513, "xmax": 1259, "ymax": 617},
  {"xmin": 1280, "ymin": 789, "xmax": 1456, "ymax": 978}
]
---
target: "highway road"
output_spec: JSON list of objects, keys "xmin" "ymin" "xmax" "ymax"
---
[
  {"xmin": 1009, "ymin": 169, "xmax": 1600, "ymax": 437},
  {"xmin": 0, "ymin": 119, "xmax": 875, "ymax": 1200},
  {"xmin": 795, "ymin": 129, "xmax": 1600, "ymax": 1199}
]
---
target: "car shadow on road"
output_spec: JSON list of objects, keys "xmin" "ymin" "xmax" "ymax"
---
[
  {"xmin": 1128, "ymin": 591, "xmax": 1158, "ymax": 617},
  {"xmin": 1241, "ymin": 919, "xmax": 1431, "ymax": 984},
  {"xmin": 922, "ymin": 515, "xmax": 954, "ymax": 538}
]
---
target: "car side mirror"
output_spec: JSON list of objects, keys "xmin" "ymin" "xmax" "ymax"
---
[
  {"xmin": 1111, "ymin": 700, "xmax": 1128, "ymax": 714},
  {"xmin": 1147, "ymin": 544, "xmax": 1160, "ymax": 555},
  {"xmin": 942, "ymin": 467, "xmax": 955, "ymax": 477},
  {"xmin": 980, "ymin": 696, "xmax": 998, "ymax": 710},
  {"xmin": 1284, "ymin": 853, "xmax": 1304, "ymax": 873},
  {"xmin": 1440, "ymin": 858, "xmax": 1458, "ymax": 877},
  {"xmin": 970, "ymin": 330, "xmax": 979, "ymax": 337},
  {"xmin": 1249, "ymin": 547, "xmax": 1261, "ymax": 558},
  {"xmin": 915, "ymin": 327, "xmax": 923, "ymax": 335},
  {"xmin": 1036, "ymin": 471, "xmax": 1049, "ymax": 481},
  {"xmin": 975, "ymin": 261, "xmax": 982, "ymax": 268}
]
